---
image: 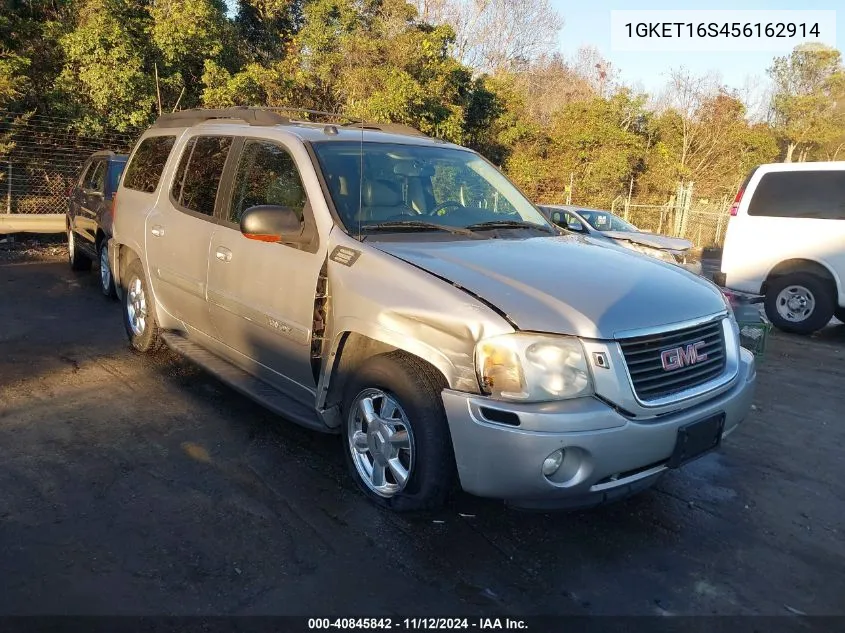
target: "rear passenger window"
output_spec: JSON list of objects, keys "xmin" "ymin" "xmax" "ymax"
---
[
  {"xmin": 87, "ymin": 161, "xmax": 106, "ymax": 193},
  {"xmin": 123, "ymin": 136, "xmax": 176, "ymax": 193},
  {"xmin": 748, "ymin": 171, "xmax": 845, "ymax": 220},
  {"xmin": 171, "ymin": 136, "xmax": 233, "ymax": 217},
  {"xmin": 228, "ymin": 140, "xmax": 307, "ymax": 225}
]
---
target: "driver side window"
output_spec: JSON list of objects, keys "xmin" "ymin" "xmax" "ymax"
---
[{"xmin": 228, "ymin": 140, "xmax": 307, "ymax": 226}]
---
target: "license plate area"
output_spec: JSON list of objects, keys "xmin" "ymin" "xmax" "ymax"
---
[{"xmin": 668, "ymin": 413, "xmax": 725, "ymax": 469}]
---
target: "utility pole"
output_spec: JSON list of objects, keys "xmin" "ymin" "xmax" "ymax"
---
[{"xmin": 154, "ymin": 63, "xmax": 163, "ymax": 116}]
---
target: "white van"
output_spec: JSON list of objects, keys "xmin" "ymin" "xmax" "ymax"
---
[{"xmin": 718, "ymin": 162, "xmax": 845, "ymax": 334}]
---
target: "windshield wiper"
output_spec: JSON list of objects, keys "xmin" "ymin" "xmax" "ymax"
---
[
  {"xmin": 465, "ymin": 220, "xmax": 556, "ymax": 234},
  {"xmin": 362, "ymin": 221, "xmax": 484, "ymax": 238}
]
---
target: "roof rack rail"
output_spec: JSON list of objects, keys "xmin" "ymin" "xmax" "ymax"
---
[
  {"xmin": 151, "ymin": 107, "xmax": 428, "ymax": 138},
  {"xmin": 151, "ymin": 107, "xmax": 291, "ymax": 128},
  {"xmin": 340, "ymin": 122, "xmax": 428, "ymax": 138}
]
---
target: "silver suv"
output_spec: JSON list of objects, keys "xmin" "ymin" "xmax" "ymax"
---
[{"xmin": 108, "ymin": 108, "xmax": 756, "ymax": 511}]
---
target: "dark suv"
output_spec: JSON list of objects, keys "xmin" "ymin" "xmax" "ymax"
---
[{"xmin": 67, "ymin": 151, "xmax": 128, "ymax": 297}]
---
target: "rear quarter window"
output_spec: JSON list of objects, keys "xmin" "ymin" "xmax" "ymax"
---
[
  {"xmin": 123, "ymin": 136, "xmax": 177, "ymax": 193},
  {"xmin": 748, "ymin": 171, "xmax": 845, "ymax": 219},
  {"xmin": 106, "ymin": 161, "xmax": 126, "ymax": 196}
]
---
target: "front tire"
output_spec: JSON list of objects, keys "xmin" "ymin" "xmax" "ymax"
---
[
  {"xmin": 342, "ymin": 351, "xmax": 455, "ymax": 512},
  {"xmin": 122, "ymin": 258, "xmax": 163, "ymax": 353},
  {"xmin": 67, "ymin": 227, "xmax": 91, "ymax": 271},
  {"xmin": 764, "ymin": 273, "xmax": 835, "ymax": 334},
  {"xmin": 834, "ymin": 308, "xmax": 845, "ymax": 324}
]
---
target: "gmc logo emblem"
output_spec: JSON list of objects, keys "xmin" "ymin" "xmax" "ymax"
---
[{"xmin": 661, "ymin": 341, "xmax": 708, "ymax": 371}]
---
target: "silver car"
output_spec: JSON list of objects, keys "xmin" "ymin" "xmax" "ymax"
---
[
  {"xmin": 540, "ymin": 204, "xmax": 702, "ymax": 275},
  {"xmin": 108, "ymin": 108, "xmax": 756, "ymax": 511}
]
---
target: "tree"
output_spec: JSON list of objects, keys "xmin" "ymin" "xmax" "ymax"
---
[
  {"xmin": 655, "ymin": 91, "xmax": 777, "ymax": 198},
  {"xmin": 414, "ymin": 0, "xmax": 563, "ymax": 72},
  {"xmin": 768, "ymin": 44, "xmax": 845, "ymax": 162},
  {"xmin": 0, "ymin": 0, "xmax": 77, "ymax": 113},
  {"xmin": 55, "ymin": 0, "xmax": 157, "ymax": 131},
  {"xmin": 202, "ymin": 0, "xmax": 496, "ymax": 145}
]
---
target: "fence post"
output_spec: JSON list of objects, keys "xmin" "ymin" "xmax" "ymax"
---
[
  {"xmin": 715, "ymin": 213, "xmax": 724, "ymax": 246},
  {"xmin": 5, "ymin": 162, "xmax": 10, "ymax": 215}
]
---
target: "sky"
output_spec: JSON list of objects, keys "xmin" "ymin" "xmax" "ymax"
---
[{"xmin": 551, "ymin": 0, "xmax": 842, "ymax": 102}]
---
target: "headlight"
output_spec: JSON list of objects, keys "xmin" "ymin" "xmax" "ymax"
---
[
  {"xmin": 475, "ymin": 334, "xmax": 593, "ymax": 402},
  {"xmin": 619, "ymin": 241, "xmax": 677, "ymax": 263}
]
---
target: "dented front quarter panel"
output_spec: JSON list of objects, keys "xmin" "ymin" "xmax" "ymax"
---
[{"xmin": 317, "ymin": 229, "xmax": 514, "ymax": 401}]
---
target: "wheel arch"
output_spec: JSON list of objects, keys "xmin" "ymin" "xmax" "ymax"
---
[
  {"xmin": 316, "ymin": 328, "xmax": 473, "ymax": 429},
  {"xmin": 763, "ymin": 258, "xmax": 840, "ymax": 298}
]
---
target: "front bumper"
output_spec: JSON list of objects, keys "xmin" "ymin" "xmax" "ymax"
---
[{"xmin": 442, "ymin": 348, "xmax": 756, "ymax": 509}]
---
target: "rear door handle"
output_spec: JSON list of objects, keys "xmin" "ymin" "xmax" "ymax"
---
[
  {"xmin": 151, "ymin": 225, "xmax": 164, "ymax": 237},
  {"xmin": 215, "ymin": 247, "xmax": 232, "ymax": 262}
]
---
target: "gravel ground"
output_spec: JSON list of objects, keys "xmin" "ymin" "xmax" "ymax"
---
[
  {"xmin": 1, "ymin": 250, "xmax": 844, "ymax": 617},
  {"xmin": 0, "ymin": 234, "xmax": 68, "ymax": 264}
]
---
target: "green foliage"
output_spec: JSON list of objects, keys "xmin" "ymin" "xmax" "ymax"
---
[
  {"xmin": 769, "ymin": 45, "xmax": 845, "ymax": 161},
  {"xmin": 55, "ymin": 0, "xmax": 156, "ymax": 131},
  {"xmin": 1, "ymin": 3, "xmax": 843, "ymax": 207},
  {"xmin": 149, "ymin": 0, "xmax": 227, "ymax": 65},
  {"xmin": 0, "ymin": 52, "xmax": 30, "ymax": 106}
]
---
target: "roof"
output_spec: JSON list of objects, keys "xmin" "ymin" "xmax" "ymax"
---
[
  {"xmin": 149, "ymin": 107, "xmax": 452, "ymax": 147},
  {"xmin": 89, "ymin": 150, "xmax": 128, "ymax": 160},
  {"xmin": 755, "ymin": 161, "xmax": 845, "ymax": 172}
]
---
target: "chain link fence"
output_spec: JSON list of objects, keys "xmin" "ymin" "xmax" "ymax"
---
[
  {"xmin": 0, "ymin": 112, "xmax": 138, "ymax": 216},
  {"xmin": 1, "ymin": 112, "xmax": 733, "ymax": 247}
]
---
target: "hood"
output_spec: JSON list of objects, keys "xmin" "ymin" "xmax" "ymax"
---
[
  {"xmin": 373, "ymin": 235, "xmax": 725, "ymax": 339},
  {"xmin": 601, "ymin": 230, "xmax": 692, "ymax": 252}
]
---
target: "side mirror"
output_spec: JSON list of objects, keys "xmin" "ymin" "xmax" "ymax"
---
[
  {"xmin": 566, "ymin": 219, "xmax": 584, "ymax": 232},
  {"xmin": 240, "ymin": 205, "xmax": 305, "ymax": 243}
]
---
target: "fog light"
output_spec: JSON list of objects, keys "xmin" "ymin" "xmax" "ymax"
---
[{"xmin": 542, "ymin": 449, "xmax": 564, "ymax": 476}]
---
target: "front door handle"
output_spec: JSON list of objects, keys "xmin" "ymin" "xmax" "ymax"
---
[
  {"xmin": 215, "ymin": 247, "xmax": 233, "ymax": 262},
  {"xmin": 151, "ymin": 225, "xmax": 165, "ymax": 237}
]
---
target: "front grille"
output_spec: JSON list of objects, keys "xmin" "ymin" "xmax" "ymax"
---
[{"xmin": 619, "ymin": 319, "xmax": 726, "ymax": 402}]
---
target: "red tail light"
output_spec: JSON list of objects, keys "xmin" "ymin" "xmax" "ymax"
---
[{"xmin": 729, "ymin": 187, "xmax": 744, "ymax": 216}]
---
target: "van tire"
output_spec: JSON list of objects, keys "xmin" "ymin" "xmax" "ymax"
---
[
  {"xmin": 835, "ymin": 308, "xmax": 845, "ymax": 324},
  {"xmin": 764, "ymin": 273, "xmax": 835, "ymax": 334},
  {"xmin": 341, "ymin": 351, "xmax": 456, "ymax": 512},
  {"xmin": 122, "ymin": 258, "xmax": 164, "ymax": 353}
]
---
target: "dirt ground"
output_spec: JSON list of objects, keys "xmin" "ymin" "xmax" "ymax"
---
[{"xmin": 1, "ymin": 252, "xmax": 844, "ymax": 616}]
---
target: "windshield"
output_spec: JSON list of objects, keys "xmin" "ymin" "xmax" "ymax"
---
[
  {"xmin": 578, "ymin": 209, "xmax": 639, "ymax": 232},
  {"xmin": 311, "ymin": 142, "xmax": 551, "ymax": 234}
]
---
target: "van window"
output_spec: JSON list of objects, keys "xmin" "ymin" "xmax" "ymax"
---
[
  {"xmin": 123, "ymin": 136, "xmax": 177, "ymax": 193},
  {"xmin": 171, "ymin": 136, "xmax": 233, "ymax": 217},
  {"xmin": 748, "ymin": 171, "xmax": 845, "ymax": 220}
]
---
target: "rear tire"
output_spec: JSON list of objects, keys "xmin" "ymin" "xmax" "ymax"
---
[
  {"xmin": 342, "ymin": 351, "xmax": 456, "ymax": 512},
  {"xmin": 764, "ymin": 272, "xmax": 835, "ymax": 335},
  {"xmin": 122, "ymin": 258, "xmax": 163, "ymax": 353},
  {"xmin": 835, "ymin": 308, "xmax": 845, "ymax": 324},
  {"xmin": 98, "ymin": 241, "xmax": 117, "ymax": 299},
  {"xmin": 68, "ymin": 227, "xmax": 91, "ymax": 271}
]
